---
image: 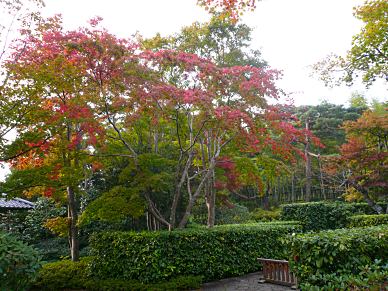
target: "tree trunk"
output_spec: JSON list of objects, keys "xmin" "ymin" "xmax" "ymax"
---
[
  {"xmin": 262, "ymin": 182, "xmax": 270, "ymax": 210},
  {"xmin": 67, "ymin": 186, "xmax": 79, "ymax": 262},
  {"xmin": 178, "ymin": 161, "xmax": 216, "ymax": 228},
  {"xmin": 318, "ymin": 156, "xmax": 326, "ymax": 200},
  {"xmin": 206, "ymin": 173, "xmax": 216, "ymax": 228},
  {"xmin": 169, "ymin": 154, "xmax": 193, "ymax": 228},
  {"xmin": 205, "ymin": 135, "xmax": 216, "ymax": 228},
  {"xmin": 291, "ymin": 173, "xmax": 295, "ymax": 203},
  {"xmin": 350, "ymin": 182, "xmax": 383, "ymax": 214},
  {"xmin": 305, "ymin": 120, "xmax": 312, "ymax": 202}
]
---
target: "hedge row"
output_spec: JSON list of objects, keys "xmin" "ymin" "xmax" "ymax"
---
[
  {"xmin": 280, "ymin": 202, "xmax": 387, "ymax": 231},
  {"xmin": 89, "ymin": 222, "xmax": 301, "ymax": 283},
  {"xmin": 32, "ymin": 258, "xmax": 202, "ymax": 290},
  {"xmin": 286, "ymin": 225, "xmax": 388, "ymax": 286},
  {"xmin": 348, "ymin": 214, "xmax": 388, "ymax": 228}
]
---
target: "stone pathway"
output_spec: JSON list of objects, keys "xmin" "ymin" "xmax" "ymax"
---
[{"xmin": 199, "ymin": 272, "xmax": 294, "ymax": 291}]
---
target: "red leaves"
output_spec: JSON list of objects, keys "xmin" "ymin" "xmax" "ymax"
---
[
  {"xmin": 197, "ymin": 0, "xmax": 257, "ymax": 20},
  {"xmin": 44, "ymin": 187, "xmax": 55, "ymax": 197}
]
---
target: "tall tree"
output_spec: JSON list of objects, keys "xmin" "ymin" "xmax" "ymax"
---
[
  {"xmin": 314, "ymin": 0, "xmax": 388, "ymax": 87},
  {"xmin": 326, "ymin": 108, "xmax": 387, "ymax": 213}
]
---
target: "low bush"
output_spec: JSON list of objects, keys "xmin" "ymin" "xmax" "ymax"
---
[
  {"xmin": 350, "ymin": 202, "xmax": 387, "ymax": 215},
  {"xmin": 33, "ymin": 258, "xmax": 202, "ymax": 290},
  {"xmin": 90, "ymin": 222, "xmax": 301, "ymax": 283},
  {"xmin": 286, "ymin": 225, "xmax": 388, "ymax": 286},
  {"xmin": 280, "ymin": 202, "xmax": 353, "ymax": 231},
  {"xmin": 299, "ymin": 260, "xmax": 388, "ymax": 290},
  {"xmin": 250, "ymin": 208, "xmax": 280, "ymax": 222},
  {"xmin": 31, "ymin": 237, "xmax": 69, "ymax": 262},
  {"xmin": 0, "ymin": 231, "xmax": 42, "ymax": 290},
  {"xmin": 192, "ymin": 203, "xmax": 251, "ymax": 225},
  {"xmin": 348, "ymin": 214, "xmax": 388, "ymax": 228},
  {"xmin": 33, "ymin": 258, "xmax": 91, "ymax": 289},
  {"xmin": 216, "ymin": 204, "xmax": 251, "ymax": 225}
]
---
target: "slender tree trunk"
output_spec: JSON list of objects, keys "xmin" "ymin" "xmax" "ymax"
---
[
  {"xmin": 262, "ymin": 182, "xmax": 270, "ymax": 210},
  {"xmin": 351, "ymin": 182, "xmax": 383, "ymax": 214},
  {"xmin": 291, "ymin": 173, "xmax": 295, "ymax": 203},
  {"xmin": 67, "ymin": 186, "xmax": 79, "ymax": 262},
  {"xmin": 205, "ymin": 134, "xmax": 216, "ymax": 228},
  {"xmin": 318, "ymin": 156, "xmax": 326, "ymax": 200},
  {"xmin": 305, "ymin": 120, "xmax": 312, "ymax": 202},
  {"xmin": 206, "ymin": 172, "xmax": 216, "ymax": 228}
]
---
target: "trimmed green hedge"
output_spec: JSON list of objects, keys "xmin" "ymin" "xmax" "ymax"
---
[
  {"xmin": 286, "ymin": 225, "xmax": 388, "ymax": 286},
  {"xmin": 33, "ymin": 258, "xmax": 202, "ymax": 290},
  {"xmin": 348, "ymin": 214, "xmax": 388, "ymax": 228},
  {"xmin": 0, "ymin": 231, "xmax": 42, "ymax": 290},
  {"xmin": 90, "ymin": 222, "xmax": 301, "ymax": 283},
  {"xmin": 280, "ymin": 202, "xmax": 387, "ymax": 231},
  {"xmin": 280, "ymin": 202, "xmax": 353, "ymax": 231}
]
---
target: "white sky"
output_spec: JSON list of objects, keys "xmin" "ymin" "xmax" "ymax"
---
[
  {"xmin": 0, "ymin": 0, "xmax": 387, "ymax": 181},
  {"xmin": 40, "ymin": 0, "xmax": 387, "ymax": 106}
]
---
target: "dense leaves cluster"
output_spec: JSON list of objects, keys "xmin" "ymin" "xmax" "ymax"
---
[
  {"xmin": 280, "ymin": 202, "xmax": 355, "ymax": 231},
  {"xmin": 299, "ymin": 260, "xmax": 388, "ymax": 291},
  {"xmin": 287, "ymin": 225, "xmax": 388, "ymax": 287},
  {"xmin": 33, "ymin": 258, "xmax": 202, "ymax": 291},
  {"xmin": 89, "ymin": 222, "xmax": 301, "ymax": 283},
  {"xmin": 0, "ymin": 231, "xmax": 42, "ymax": 290},
  {"xmin": 348, "ymin": 214, "xmax": 388, "ymax": 228}
]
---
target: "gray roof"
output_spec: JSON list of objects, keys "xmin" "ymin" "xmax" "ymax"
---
[{"xmin": 0, "ymin": 197, "xmax": 35, "ymax": 209}]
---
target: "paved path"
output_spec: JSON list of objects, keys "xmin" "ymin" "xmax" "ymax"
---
[{"xmin": 199, "ymin": 272, "xmax": 294, "ymax": 291}]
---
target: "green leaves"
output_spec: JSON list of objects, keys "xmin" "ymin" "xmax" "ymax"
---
[
  {"xmin": 79, "ymin": 186, "xmax": 146, "ymax": 225},
  {"xmin": 287, "ymin": 225, "xmax": 388, "ymax": 286},
  {"xmin": 89, "ymin": 222, "xmax": 301, "ymax": 283},
  {"xmin": 348, "ymin": 214, "xmax": 388, "ymax": 228},
  {"xmin": 0, "ymin": 232, "xmax": 42, "ymax": 290}
]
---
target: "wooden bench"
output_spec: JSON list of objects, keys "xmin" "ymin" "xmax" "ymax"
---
[{"xmin": 258, "ymin": 258, "xmax": 297, "ymax": 288}]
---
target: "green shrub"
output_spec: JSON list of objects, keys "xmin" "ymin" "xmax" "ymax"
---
[
  {"xmin": 280, "ymin": 202, "xmax": 353, "ymax": 231},
  {"xmin": 33, "ymin": 258, "xmax": 91, "ymax": 289},
  {"xmin": 250, "ymin": 208, "xmax": 280, "ymax": 222},
  {"xmin": 31, "ymin": 237, "xmax": 69, "ymax": 262},
  {"xmin": 299, "ymin": 260, "xmax": 388, "ymax": 290},
  {"xmin": 215, "ymin": 204, "xmax": 251, "ymax": 225},
  {"xmin": 286, "ymin": 225, "xmax": 388, "ymax": 286},
  {"xmin": 350, "ymin": 202, "xmax": 387, "ymax": 215},
  {"xmin": 90, "ymin": 222, "xmax": 301, "ymax": 283},
  {"xmin": 348, "ymin": 214, "xmax": 388, "ymax": 228},
  {"xmin": 33, "ymin": 258, "xmax": 202, "ymax": 290},
  {"xmin": 192, "ymin": 203, "xmax": 251, "ymax": 225},
  {"xmin": 0, "ymin": 231, "xmax": 42, "ymax": 290}
]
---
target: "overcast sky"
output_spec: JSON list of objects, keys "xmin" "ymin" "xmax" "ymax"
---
[{"xmin": 40, "ymin": 0, "xmax": 387, "ymax": 106}]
